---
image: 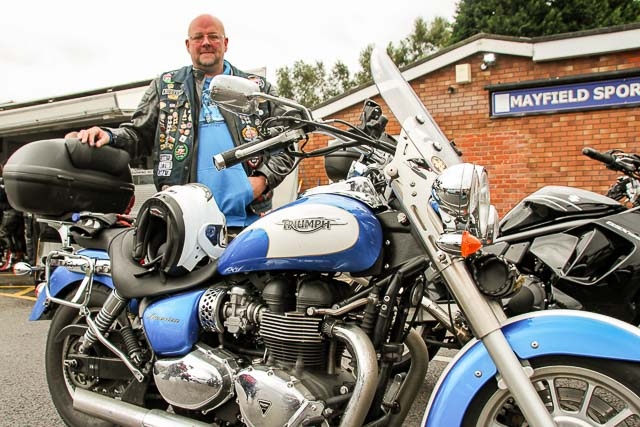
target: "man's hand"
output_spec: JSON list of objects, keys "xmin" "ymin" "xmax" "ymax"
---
[
  {"xmin": 249, "ymin": 175, "xmax": 268, "ymax": 200},
  {"xmin": 65, "ymin": 126, "xmax": 110, "ymax": 147}
]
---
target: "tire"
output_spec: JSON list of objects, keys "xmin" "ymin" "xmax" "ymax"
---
[
  {"xmin": 45, "ymin": 286, "xmax": 130, "ymax": 427},
  {"xmin": 462, "ymin": 356, "xmax": 640, "ymax": 427}
]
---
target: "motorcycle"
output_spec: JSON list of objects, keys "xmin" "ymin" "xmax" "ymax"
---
[
  {"xmin": 480, "ymin": 147, "xmax": 640, "ymax": 325},
  {"xmin": 9, "ymin": 48, "xmax": 640, "ymax": 427}
]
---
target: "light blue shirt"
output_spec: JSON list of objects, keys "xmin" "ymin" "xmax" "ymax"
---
[{"xmin": 196, "ymin": 65, "xmax": 257, "ymax": 227}]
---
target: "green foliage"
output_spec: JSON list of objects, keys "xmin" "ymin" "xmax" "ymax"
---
[
  {"xmin": 277, "ymin": 16, "xmax": 451, "ymax": 107},
  {"xmin": 451, "ymin": 0, "xmax": 640, "ymax": 43},
  {"xmin": 286, "ymin": 60, "xmax": 327, "ymax": 107},
  {"xmin": 276, "ymin": 60, "xmax": 356, "ymax": 107},
  {"xmin": 353, "ymin": 44, "xmax": 374, "ymax": 86}
]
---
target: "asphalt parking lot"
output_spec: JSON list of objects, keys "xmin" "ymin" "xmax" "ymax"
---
[{"xmin": 0, "ymin": 276, "xmax": 66, "ymax": 427}]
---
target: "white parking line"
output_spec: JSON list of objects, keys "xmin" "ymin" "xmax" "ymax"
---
[{"xmin": 432, "ymin": 355, "xmax": 453, "ymax": 363}]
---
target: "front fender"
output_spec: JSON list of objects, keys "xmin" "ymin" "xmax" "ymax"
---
[{"xmin": 423, "ymin": 310, "xmax": 640, "ymax": 427}]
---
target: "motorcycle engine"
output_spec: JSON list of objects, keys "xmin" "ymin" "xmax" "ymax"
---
[
  {"xmin": 153, "ymin": 343, "xmax": 239, "ymax": 411},
  {"xmin": 154, "ymin": 275, "xmax": 356, "ymax": 426}
]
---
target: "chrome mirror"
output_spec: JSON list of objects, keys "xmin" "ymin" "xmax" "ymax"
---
[
  {"xmin": 209, "ymin": 75, "xmax": 260, "ymax": 115},
  {"xmin": 13, "ymin": 262, "xmax": 33, "ymax": 276}
]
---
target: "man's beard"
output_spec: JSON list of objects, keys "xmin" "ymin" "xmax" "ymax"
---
[{"xmin": 198, "ymin": 53, "xmax": 220, "ymax": 68}]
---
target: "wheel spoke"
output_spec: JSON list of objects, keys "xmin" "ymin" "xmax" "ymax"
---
[
  {"xmin": 601, "ymin": 407, "xmax": 633, "ymax": 427},
  {"xmin": 544, "ymin": 378, "xmax": 562, "ymax": 415},
  {"xmin": 577, "ymin": 382, "xmax": 597, "ymax": 418}
]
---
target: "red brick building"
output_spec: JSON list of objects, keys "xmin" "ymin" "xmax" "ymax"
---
[{"xmin": 302, "ymin": 24, "xmax": 640, "ymax": 215}]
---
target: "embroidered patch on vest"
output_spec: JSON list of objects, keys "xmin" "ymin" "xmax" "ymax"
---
[{"xmin": 174, "ymin": 143, "xmax": 189, "ymax": 161}]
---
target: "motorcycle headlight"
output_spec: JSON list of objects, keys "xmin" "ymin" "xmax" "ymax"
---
[
  {"xmin": 432, "ymin": 163, "xmax": 491, "ymax": 241},
  {"xmin": 476, "ymin": 165, "xmax": 491, "ymax": 240},
  {"xmin": 486, "ymin": 205, "xmax": 499, "ymax": 243}
]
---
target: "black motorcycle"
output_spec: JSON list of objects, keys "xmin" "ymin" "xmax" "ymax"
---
[{"xmin": 481, "ymin": 147, "xmax": 640, "ymax": 325}]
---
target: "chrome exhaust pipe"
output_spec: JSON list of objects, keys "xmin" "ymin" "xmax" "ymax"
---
[
  {"xmin": 73, "ymin": 388, "xmax": 211, "ymax": 427},
  {"xmin": 387, "ymin": 328, "xmax": 429, "ymax": 425},
  {"xmin": 326, "ymin": 322, "xmax": 378, "ymax": 427}
]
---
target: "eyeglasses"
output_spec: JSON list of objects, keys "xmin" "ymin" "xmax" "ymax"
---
[{"xmin": 189, "ymin": 33, "xmax": 226, "ymax": 44}]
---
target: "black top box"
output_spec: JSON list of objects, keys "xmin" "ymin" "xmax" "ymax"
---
[{"xmin": 3, "ymin": 138, "xmax": 135, "ymax": 218}]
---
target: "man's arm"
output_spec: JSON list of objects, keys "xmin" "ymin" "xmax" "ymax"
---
[{"xmin": 107, "ymin": 80, "xmax": 160, "ymax": 160}]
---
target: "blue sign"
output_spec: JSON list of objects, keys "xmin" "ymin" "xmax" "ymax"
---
[{"xmin": 491, "ymin": 75, "xmax": 640, "ymax": 117}]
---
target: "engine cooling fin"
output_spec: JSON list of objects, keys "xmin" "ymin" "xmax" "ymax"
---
[{"xmin": 259, "ymin": 311, "xmax": 327, "ymax": 367}]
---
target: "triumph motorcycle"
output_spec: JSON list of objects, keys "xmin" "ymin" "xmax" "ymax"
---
[{"xmin": 7, "ymin": 48, "xmax": 640, "ymax": 427}]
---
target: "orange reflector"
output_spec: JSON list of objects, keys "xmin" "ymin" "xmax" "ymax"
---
[{"xmin": 461, "ymin": 230, "xmax": 483, "ymax": 257}]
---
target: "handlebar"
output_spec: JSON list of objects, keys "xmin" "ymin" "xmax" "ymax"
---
[
  {"xmin": 582, "ymin": 147, "xmax": 617, "ymax": 167},
  {"xmin": 583, "ymin": 147, "xmax": 640, "ymax": 176},
  {"xmin": 213, "ymin": 129, "xmax": 306, "ymax": 170}
]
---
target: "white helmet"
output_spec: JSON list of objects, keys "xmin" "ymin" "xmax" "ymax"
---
[{"xmin": 132, "ymin": 183, "xmax": 226, "ymax": 276}]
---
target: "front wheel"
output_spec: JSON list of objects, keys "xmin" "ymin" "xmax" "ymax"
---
[{"xmin": 463, "ymin": 356, "xmax": 640, "ymax": 426}]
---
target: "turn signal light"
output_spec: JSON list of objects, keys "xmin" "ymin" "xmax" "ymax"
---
[{"xmin": 461, "ymin": 230, "xmax": 482, "ymax": 257}]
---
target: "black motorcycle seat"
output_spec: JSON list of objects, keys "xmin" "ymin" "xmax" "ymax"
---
[{"xmin": 108, "ymin": 228, "xmax": 219, "ymax": 299}]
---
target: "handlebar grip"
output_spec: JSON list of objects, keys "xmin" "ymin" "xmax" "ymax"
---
[
  {"xmin": 582, "ymin": 147, "xmax": 616, "ymax": 166},
  {"xmin": 213, "ymin": 140, "xmax": 262, "ymax": 170},
  {"xmin": 213, "ymin": 129, "xmax": 305, "ymax": 170}
]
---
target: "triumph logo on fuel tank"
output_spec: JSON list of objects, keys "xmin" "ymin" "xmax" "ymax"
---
[
  {"xmin": 278, "ymin": 217, "xmax": 347, "ymax": 233},
  {"xmin": 148, "ymin": 314, "xmax": 181, "ymax": 324}
]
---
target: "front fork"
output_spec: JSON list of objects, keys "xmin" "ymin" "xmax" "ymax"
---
[
  {"xmin": 439, "ymin": 258, "xmax": 556, "ymax": 427},
  {"xmin": 387, "ymin": 157, "xmax": 556, "ymax": 426}
]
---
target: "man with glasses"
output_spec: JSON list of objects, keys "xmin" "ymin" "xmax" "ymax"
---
[{"xmin": 66, "ymin": 14, "xmax": 293, "ymax": 228}]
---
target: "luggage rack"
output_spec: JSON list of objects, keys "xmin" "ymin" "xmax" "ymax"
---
[{"xmin": 36, "ymin": 217, "xmax": 75, "ymax": 249}]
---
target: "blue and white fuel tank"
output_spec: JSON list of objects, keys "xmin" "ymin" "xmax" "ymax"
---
[{"xmin": 217, "ymin": 178, "xmax": 385, "ymax": 275}]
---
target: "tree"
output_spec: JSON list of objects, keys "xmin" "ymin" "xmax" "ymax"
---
[
  {"xmin": 450, "ymin": 0, "xmax": 640, "ymax": 44},
  {"xmin": 353, "ymin": 44, "xmax": 374, "ymax": 86},
  {"xmin": 353, "ymin": 17, "xmax": 452, "ymax": 86},
  {"xmin": 277, "ymin": 16, "xmax": 452, "ymax": 106},
  {"xmin": 276, "ymin": 60, "xmax": 357, "ymax": 106},
  {"xmin": 276, "ymin": 60, "xmax": 327, "ymax": 107},
  {"xmin": 325, "ymin": 61, "xmax": 354, "ymax": 99}
]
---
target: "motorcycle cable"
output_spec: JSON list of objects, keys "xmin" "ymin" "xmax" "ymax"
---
[
  {"xmin": 292, "ymin": 135, "xmax": 391, "ymax": 159},
  {"xmin": 368, "ymin": 258, "xmax": 429, "ymax": 421},
  {"xmin": 397, "ymin": 274, "xmax": 425, "ymax": 345},
  {"xmin": 265, "ymin": 115, "xmax": 397, "ymax": 156}
]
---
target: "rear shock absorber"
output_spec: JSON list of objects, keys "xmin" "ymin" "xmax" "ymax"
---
[
  {"xmin": 78, "ymin": 289, "xmax": 128, "ymax": 354},
  {"xmin": 120, "ymin": 324, "xmax": 144, "ymax": 365}
]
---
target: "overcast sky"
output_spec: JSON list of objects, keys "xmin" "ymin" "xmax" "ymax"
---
[{"xmin": 1, "ymin": 0, "xmax": 458, "ymax": 104}]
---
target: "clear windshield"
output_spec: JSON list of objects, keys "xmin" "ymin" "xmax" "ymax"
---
[{"xmin": 370, "ymin": 47, "xmax": 461, "ymax": 173}]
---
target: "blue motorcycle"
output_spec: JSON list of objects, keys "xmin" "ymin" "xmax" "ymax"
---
[{"xmin": 8, "ymin": 48, "xmax": 640, "ymax": 427}]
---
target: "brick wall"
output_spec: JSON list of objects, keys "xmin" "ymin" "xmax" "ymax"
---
[{"xmin": 298, "ymin": 49, "xmax": 640, "ymax": 216}]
